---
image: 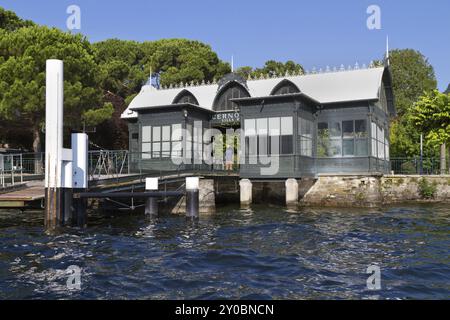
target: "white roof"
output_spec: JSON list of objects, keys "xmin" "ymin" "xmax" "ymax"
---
[{"xmin": 122, "ymin": 67, "xmax": 387, "ymax": 119}]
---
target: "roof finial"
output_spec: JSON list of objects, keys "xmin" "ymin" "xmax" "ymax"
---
[
  {"xmin": 231, "ymin": 55, "xmax": 234, "ymax": 73},
  {"xmin": 385, "ymin": 35, "xmax": 390, "ymax": 66}
]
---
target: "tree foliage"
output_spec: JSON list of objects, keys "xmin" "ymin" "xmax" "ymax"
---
[
  {"xmin": 0, "ymin": 7, "xmax": 34, "ymax": 31},
  {"xmin": 389, "ymin": 49, "xmax": 437, "ymax": 116},
  {"xmin": 0, "ymin": 25, "xmax": 112, "ymax": 151},
  {"xmin": 385, "ymin": 49, "xmax": 439, "ymax": 157},
  {"xmin": 94, "ymin": 38, "xmax": 231, "ymax": 101},
  {"xmin": 236, "ymin": 60, "xmax": 304, "ymax": 79},
  {"xmin": 409, "ymin": 90, "xmax": 450, "ymax": 147}
]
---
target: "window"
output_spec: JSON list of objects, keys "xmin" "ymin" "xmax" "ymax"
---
[
  {"xmin": 269, "ymin": 117, "xmax": 280, "ymax": 155},
  {"xmin": 371, "ymin": 122, "xmax": 377, "ymax": 158},
  {"xmin": 281, "ymin": 117, "xmax": 293, "ymax": 155},
  {"xmin": 355, "ymin": 120, "xmax": 368, "ymax": 156},
  {"xmin": 173, "ymin": 91, "xmax": 199, "ymax": 105},
  {"xmin": 329, "ymin": 121, "xmax": 342, "ymax": 157},
  {"xmin": 318, "ymin": 119, "xmax": 368, "ymax": 158},
  {"xmin": 142, "ymin": 126, "xmax": 151, "ymax": 159},
  {"xmin": 299, "ymin": 117, "xmax": 313, "ymax": 157},
  {"xmin": 271, "ymin": 80, "xmax": 300, "ymax": 96},
  {"xmin": 186, "ymin": 124, "xmax": 193, "ymax": 160},
  {"xmin": 141, "ymin": 123, "xmax": 183, "ymax": 160},
  {"xmin": 244, "ymin": 119, "xmax": 257, "ymax": 157},
  {"xmin": 371, "ymin": 121, "xmax": 388, "ymax": 160},
  {"xmin": 194, "ymin": 121, "xmax": 203, "ymax": 162},
  {"xmin": 317, "ymin": 122, "xmax": 330, "ymax": 157},
  {"xmin": 214, "ymin": 82, "xmax": 250, "ymax": 112},
  {"xmin": 257, "ymin": 118, "xmax": 268, "ymax": 155},
  {"xmin": 161, "ymin": 126, "xmax": 171, "ymax": 158},
  {"xmin": 172, "ymin": 124, "xmax": 182, "ymax": 159},
  {"xmin": 342, "ymin": 120, "xmax": 354, "ymax": 156},
  {"xmin": 245, "ymin": 117, "xmax": 293, "ymax": 156}
]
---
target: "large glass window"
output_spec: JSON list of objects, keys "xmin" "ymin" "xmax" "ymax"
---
[
  {"xmin": 257, "ymin": 118, "xmax": 268, "ymax": 155},
  {"xmin": 142, "ymin": 125, "xmax": 151, "ymax": 159},
  {"xmin": 141, "ymin": 123, "xmax": 183, "ymax": 160},
  {"xmin": 172, "ymin": 124, "xmax": 182, "ymax": 159},
  {"xmin": 317, "ymin": 122, "xmax": 330, "ymax": 157},
  {"xmin": 318, "ymin": 119, "xmax": 368, "ymax": 158},
  {"xmin": 245, "ymin": 117, "xmax": 293, "ymax": 156},
  {"xmin": 194, "ymin": 121, "xmax": 203, "ymax": 162},
  {"xmin": 269, "ymin": 117, "xmax": 280, "ymax": 155},
  {"xmin": 281, "ymin": 117, "xmax": 293, "ymax": 155},
  {"xmin": 244, "ymin": 119, "xmax": 257, "ymax": 157},
  {"xmin": 299, "ymin": 117, "xmax": 313, "ymax": 157},
  {"xmin": 371, "ymin": 121, "xmax": 388, "ymax": 160},
  {"xmin": 355, "ymin": 120, "xmax": 368, "ymax": 156}
]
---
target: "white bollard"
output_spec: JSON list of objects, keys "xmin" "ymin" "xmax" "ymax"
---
[
  {"xmin": 285, "ymin": 178, "xmax": 299, "ymax": 206},
  {"xmin": 145, "ymin": 178, "xmax": 159, "ymax": 216},
  {"xmin": 186, "ymin": 177, "xmax": 199, "ymax": 219},
  {"xmin": 239, "ymin": 179, "xmax": 252, "ymax": 206}
]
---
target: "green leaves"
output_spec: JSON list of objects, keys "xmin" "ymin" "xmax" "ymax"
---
[
  {"xmin": 0, "ymin": 7, "xmax": 34, "ymax": 31},
  {"xmin": 236, "ymin": 60, "xmax": 304, "ymax": 79},
  {"xmin": 0, "ymin": 24, "xmax": 106, "ymax": 150},
  {"xmin": 409, "ymin": 90, "xmax": 450, "ymax": 147},
  {"xmin": 389, "ymin": 49, "xmax": 437, "ymax": 116},
  {"xmin": 82, "ymin": 102, "xmax": 114, "ymax": 127}
]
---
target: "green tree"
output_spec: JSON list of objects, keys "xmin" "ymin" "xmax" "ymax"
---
[
  {"xmin": 141, "ymin": 39, "xmax": 230, "ymax": 87},
  {"xmin": 0, "ymin": 6, "xmax": 34, "ymax": 31},
  {"xmin": 389, "ymin": 49, "xmax": 437, "ymax": 116},
  {"xmin": 409, "ymin": 90, "xmax": 450, "ymax": 172},
  {"xmin": 0, "ymin": 25, "xmax": 113, "ymax": 153},
  {"xmin": 236, "ymin": 60, "xmax": 304, "ymax": 79},
  {"xmin": 94, "ymin": 39, "xmax": 147, "ymax": 99},
  {"xmin": 382, "ymin": 49, "xmax": 438, "ymax": 157},
  {"xmin": 409, "ymin": 90, "xmax": 450, "ymax": 147}
]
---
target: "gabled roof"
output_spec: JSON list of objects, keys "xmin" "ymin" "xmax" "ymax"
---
[
  {"xmin": 445, "ymin": 84, "xmax": 450, "ymax": 94},
  {"xmin": 122, "ymin": 67, "xmax": 391, "ymax": 119}
]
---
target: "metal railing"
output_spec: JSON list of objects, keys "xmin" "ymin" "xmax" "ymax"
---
[
  {"xmin": 0, "ymin": 154, "xmax": 24, "ymax": 188},
  {"xmin": 390, "ymin": 157, "xmax": 449, "ymax": 175},
  {"xmin": 88, "ymin": 150, "xmax": 130, "ymax": 181}
]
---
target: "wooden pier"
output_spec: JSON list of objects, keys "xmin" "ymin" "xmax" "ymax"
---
[
  {"xmin": 0, "ymin": 171, "xmax": 239, "ymax": 209},
  {"xmin": 0, "ymin": 182, "xmax": 45, "ymax": 208}
]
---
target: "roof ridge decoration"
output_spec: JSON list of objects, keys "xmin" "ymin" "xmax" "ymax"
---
[{"xmin": 154, "ymin": 61, "xmax": 381, "ymax": 91}]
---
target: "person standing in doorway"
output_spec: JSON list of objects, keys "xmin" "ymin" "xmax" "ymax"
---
[{"xmin": 225, "ymin": 144, "xmax": 234, "ymax": 172}]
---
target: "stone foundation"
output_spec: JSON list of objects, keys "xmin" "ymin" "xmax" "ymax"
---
[
  {"xmin": 381, "ymin": 175, "xmax": 450, "ymax": 203},
  {"xmin": 301, "ymin": 174, "xmax": 450, "ymax": 207},
  {"xmin": 172, "ymin": 179, "xmax": 216, "ymax": 215}
]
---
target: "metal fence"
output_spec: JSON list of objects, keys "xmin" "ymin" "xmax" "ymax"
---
[
  {"xmin": 2, "ymin": 151, "xmax": 449, "ymax": 189},
  {"xmin": 88, "ymin": 150, "xmax": 130, "ymax": 180},
  {"xmin": 0, "ymin": 154, "xmax": 25, "ymax": 188},
  {"xmin": 390, "ymin": 157, "xmax": 449, "ymax": 175}
]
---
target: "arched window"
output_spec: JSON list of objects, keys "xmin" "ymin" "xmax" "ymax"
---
[
  {"xmin": 213, "ymin": 82, "xmax": 250, "ymax": 112},
  {"xmin": 271, "ymin": 80, "xmax": 300, "ymax": 96},
  {"xmin": 173, "ymin": 90, "xmax": 199, "ymax": 105}
]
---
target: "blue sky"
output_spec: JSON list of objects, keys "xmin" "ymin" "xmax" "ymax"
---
[{"xmin": 1, "ymin": 0, "xmax": 449, "ymax": 90}]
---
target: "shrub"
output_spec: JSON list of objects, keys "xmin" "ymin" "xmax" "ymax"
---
[{"xmin": 418, "ymin": 178, "xmax": 437, "ymax": 199}]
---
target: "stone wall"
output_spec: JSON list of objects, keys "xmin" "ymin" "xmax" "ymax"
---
[
  {"xmin": 300, "ymin": 174, "xmax": 382, "ymax": 207},
  {"xmin": 301, "ymin": 174, "xmax": 450, "ymax": 207},
  {"xmin": 171, "ymin": 179, "xmax": 216, "ymax": 215},
  {"xmin": 381, "ymin": 175, "xmax": 450, "ymax": 203}
]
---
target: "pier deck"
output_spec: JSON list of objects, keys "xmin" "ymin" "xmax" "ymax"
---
[
  {"xmin": 0, "ymin": 181, "xmax": 45, "ymax": 208},
  {"xmin": 0, "ymin": 171, "xmax": 239, "ymax": 208}
]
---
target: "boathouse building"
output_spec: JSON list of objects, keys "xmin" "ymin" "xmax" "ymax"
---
[{"xmin": 121, "ymin": 64, "xmax": 396, "ymax": 179}]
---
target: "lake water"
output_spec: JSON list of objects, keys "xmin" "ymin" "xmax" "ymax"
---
[{"xmin": 0, "ymin": 204, "xmax": 449, "ymax": 300}]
